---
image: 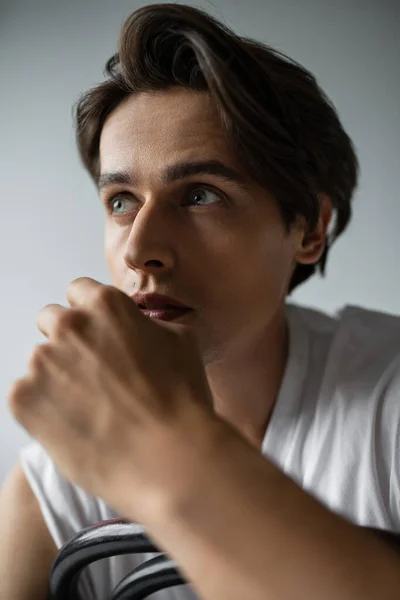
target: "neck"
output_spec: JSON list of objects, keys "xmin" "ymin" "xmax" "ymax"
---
[{"xmin": 205, "ymin": 304, "xmax": 288, "ymax": 449}]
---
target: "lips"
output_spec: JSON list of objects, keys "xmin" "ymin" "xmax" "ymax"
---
[
  {"xmin": 140, "ymin": 307, "xmax": 193, "ymax": 322},
  {"xmin": 137, "ymin": 302, "xmax": 182, "ymax": 310},
  {"xmin": 131, "ymin": 293, "xmax": 192, "ymax": 310},
  {"xmin": 130, "ymin": 292, "xmax": 193, "ymax": 321}
]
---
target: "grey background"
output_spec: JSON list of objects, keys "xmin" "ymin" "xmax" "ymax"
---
[{"xmin": 1, "ymin": 0, "xmax": 399, "ymax": 483}]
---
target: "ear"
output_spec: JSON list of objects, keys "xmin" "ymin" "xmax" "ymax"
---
[{"xmin": 295, "ymin": 194, "xmax": 333, "ymax": 265}]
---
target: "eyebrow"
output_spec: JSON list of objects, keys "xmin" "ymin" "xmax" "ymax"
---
[{"xmin": 97, "ymin": 160, "xmax": 248, "ymax": 192}]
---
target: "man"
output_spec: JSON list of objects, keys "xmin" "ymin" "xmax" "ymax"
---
[{"xmin": 1, "ymin": 4, "xmax": 399, "ymax": 600}]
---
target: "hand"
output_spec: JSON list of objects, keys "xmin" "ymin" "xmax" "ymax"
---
[{"xmin": 8, "ymin": 278, "xmax": 217, "ymax": 521}]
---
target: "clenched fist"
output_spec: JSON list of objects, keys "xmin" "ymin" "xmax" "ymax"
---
[{"xmin": 8, "ymin": 277, "xmax": 219, "ymax": 522}]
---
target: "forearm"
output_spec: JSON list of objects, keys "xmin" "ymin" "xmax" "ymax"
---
[{"xmin": 138, "ymin": 413, "xmax": 400, "ymax": 600}]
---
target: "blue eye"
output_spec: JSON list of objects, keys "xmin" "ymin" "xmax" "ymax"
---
[
  {"xmin": 105, "ymin": 187, "xmax": 222, "ymax": 215},
  {"xmin": 186, "ymin": 188, "xmax": 221, "ymax": 207},
  {"xmin": 108, "ymin": 195, "xmax": 134, "ymax": 215}
]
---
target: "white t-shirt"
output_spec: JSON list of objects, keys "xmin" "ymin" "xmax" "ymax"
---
[{"xmin": 19, "ymin": 303, "xmax": 400, "ymax": 600}]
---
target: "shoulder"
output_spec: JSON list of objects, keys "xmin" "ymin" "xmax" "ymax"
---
[
  {"xmin": 291, "ymin": 303, "xmax": 400, "ymax": 386},
  {"xmin": 333, "ymin": 305, "xmax": 400, "ymax": 389},
  {"xmin": 287, "ymin": 303, "xmax": 400, "ymax": 434},
  {"xmin": 337, "ymin": 305, "xmax": 400, "ymax": 354}
]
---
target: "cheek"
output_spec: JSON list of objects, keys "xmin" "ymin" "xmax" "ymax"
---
[
  {"xmin": 104, "ymin": 226, "xmax": 125, "ymax": 285},
  {"xmin": 221, "ymin": 226, "xmax": 296, "ymax": 306}
]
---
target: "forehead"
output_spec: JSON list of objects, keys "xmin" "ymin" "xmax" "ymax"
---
[{"xmin": 99, "ymin": 88, "xmax": 236, "ymax": 173}]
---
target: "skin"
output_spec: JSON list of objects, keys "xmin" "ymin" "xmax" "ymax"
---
[{"xmin": 99, "ymin": 87, "xmax": 331, "ymax": 446}]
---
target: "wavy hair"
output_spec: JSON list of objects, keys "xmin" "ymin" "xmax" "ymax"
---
[{"xmin": 75, "ymin": 3, "xmax": 358, "ymax": 291}]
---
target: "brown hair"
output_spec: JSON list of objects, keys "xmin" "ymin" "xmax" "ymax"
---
[{"xmin": 75, "ymin": 3, "xmax": 358, "ymax": 292}]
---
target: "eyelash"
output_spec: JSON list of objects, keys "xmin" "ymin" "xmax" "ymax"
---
[{"xmin": 103, "ymin": 186, "xmax": 225, "ymax": 215}]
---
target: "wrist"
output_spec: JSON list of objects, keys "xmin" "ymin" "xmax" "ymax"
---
[{"xmin": 137, "ymin": 405, "xmax": 235, "ymax": 528}]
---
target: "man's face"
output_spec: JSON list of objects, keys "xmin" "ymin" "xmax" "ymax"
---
[{"xmin": 99, "ymin": 88, "xmax": 305, "ymax": 364}]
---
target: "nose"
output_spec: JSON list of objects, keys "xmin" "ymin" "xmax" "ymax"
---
[{"xmin": 123, "ymin": 200, "xmax": 175, "ymax": 273}]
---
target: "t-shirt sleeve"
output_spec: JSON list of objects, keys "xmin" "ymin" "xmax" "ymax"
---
[
  {"xmin": 19, "ymin": 439, "xmax": 104, "ymax": 599},
  {"xmin": 19, "ymin": 440, "xmax": 103, "ymax": 548},
  {"xmin": 384, "ymin": 361, "xmax": 400, "ymax": 528}
]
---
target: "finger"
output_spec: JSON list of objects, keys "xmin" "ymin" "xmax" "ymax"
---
[
  {"xmin": 36, "ymin": 304, "xmax": 68, "ymax": 339},
  {"xmin": 66, "ymin": 278, "xmax": 146, "ymax": 325},
  {"xmin": 8, "ymin": 377, "xmax": 36, "ymax": 423},
  {"xmin": 66, "ymin": 277, "xmax": 109, "ymax": 308},
  {"xmin": 7, "ymin": 376, "xmax": 85, "ymax": 479},
  {"xmin": 7, "ymin": 375, "xmax": 57, "ymax": 443}
]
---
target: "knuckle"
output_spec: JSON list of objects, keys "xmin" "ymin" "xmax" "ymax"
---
[
  {"xmin": 27, "ymin": 344, "xmax": 49, "ymax": 372},
  {"xmin": 7, "ymin": 377, "xmax": 33, "ymax": 414},
  {"xmin": 54, "ymin": 310, "xmax": 87, "ymax": 336},
  {"xmin": 93, "ymin": 286, "xmax": 116, "ymax": 308}
]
